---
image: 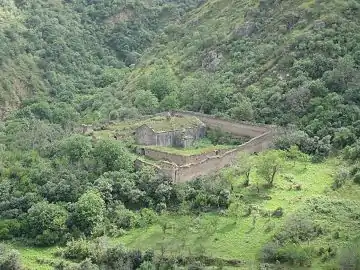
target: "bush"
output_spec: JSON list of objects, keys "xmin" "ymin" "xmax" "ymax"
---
[
  {"xmin": 260, "ymin": 242, "xmax": 280, "ymax": 262},
  {"xmin": 353, "ymin": 172, "xmax": 360, "ymax": 184},
  {"xmin": 261, "ymin": 242, "xmax": 313, "ymax": 266},
  {"xmin": 138, "ymin": 208, "xmax": 158, "ymax": 227},
  {"xmin": 275, "ymin": 214, "xmax": 318, "ymax": 244},
  {"xmin": 138, "ymin": 261, "xmax": 156, "ymax": 270},
  {"xmin": 62, "ymin": 239, "xmax": 94, "ymax": 262},
  {"xmin": 338, "ymin": 242, "xmax": 360, "ymax": 270},
  {"xmin": 109, "ymin": 205, "xmax": 139, "ymax": 229},
  {"xmin": 278, "ymin": 244, "xmax": 313, "ymax": 267},
  {"xmin": 0, "ymin": 220, "xmax": 20, "ymax": 240},
  {"xmin": 0, "ymin": 244, "xmax": 23, "ymax": 270},
  {"xmin": 188, "ymin": 261, "xmax": 205, "ymax": 270},
  {"xmin": 332, "ymin": 168, "xmax": 349, "ymax": 189}
]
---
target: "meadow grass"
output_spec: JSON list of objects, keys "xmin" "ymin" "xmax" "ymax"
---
[
  {"xmin": 115, "ymin": 159, "xmax": 339, "ymax": 263},
  {"xmin": 144, "ymin": 144, "xmax": 234, "ymax": 156},
  {"xmin": 10, "ymin": 244, "xmax": 59, "ymax": 270}
]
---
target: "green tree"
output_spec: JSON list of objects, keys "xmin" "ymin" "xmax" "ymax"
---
[
  {"xmin": 25, "ymin": 201, "xmax": 68, "ymax": 246},
  {"xmin": 133, "ymin": 90, "xmax": 159, "ymax": 115},
  {"xmin": 256, "ymin": 150, "xmax": 285, "ymax": 187},
  {"xmin": 72, "ymin": 190, "xmax": 106, "ymax": 236},
  {"xmin": 145, "ymin": 68, "xmax": 178, "ymax": 100},
  {"xmin": 59, "ymin": 135, "xmax": 92, "ymax": 163},
  {"xmin": 93, "ymin": 139, "xmax": 133, "ymax": 172},
  {"xmin": 234, "ymin": 152, "xmax": 254, "ymax": 186}
]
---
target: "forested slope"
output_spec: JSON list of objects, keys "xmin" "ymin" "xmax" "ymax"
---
[
  {"xmin": 0, "ymin": 0, "xmax": 202, "ymax": 120},
  {"xmin": 124, "ymin": 0, "xmax": 360, "ymax": 153}
]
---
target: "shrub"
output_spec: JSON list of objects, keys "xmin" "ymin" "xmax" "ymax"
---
[
  {"xmin": 260, "ymin": 242, "xmax": 280, "ymax": 262},
  {"xmin": 353, "ymin": 172, "xmax": 360, "ymax": 184},
  {"xmin": 138, "ymin": 261, "xmax": 156, "ymax": 270},
  {"xmin": 278, "ymin": 244, "xmax": 313, "ymax": 267},
  {"xmin": 338, "ymin": 242, "xmax": 360, "ymax": 270},
  {"xmin": 79, "ymin": 258, "xmax": 99, "ymax": 270},
  {"xmin": 109, "ymin": 205, "xmax": 139, "ymax": 229},
  {"xmin": 0, "ymin": 220, "xmax": 20, "ymax": 240},
  {"xmin": 138, "ymin": 208, "xmax": 158, "ymax": 227},
  {"xmin": 62, "ymin": 239, "xmax": 94, "ymax": 262},
  {"xmin": 274, "ymin": 214, "xmax": 318, "ymax": 244},
  {"xmin": 332, "ymin": 168, "xmax": 350, "ymax": 190},
  {"xmin": 188, "ymin": 261, "xmax": 205, "ymax": 270},
  {"xmin": 261, "ymin": 242, "xmax": 313, "ymax": 266},
  {"xmin": 0, "ymin": 244, "xmax": 23, "ymax": 270}
]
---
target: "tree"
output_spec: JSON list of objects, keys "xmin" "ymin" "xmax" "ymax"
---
[
  {"xmin": 72, "ymin": 190, "xmax": 105, "ymax": 236},
  {"xmin": 234, "ymin": 152, "xmax": 254, "ymax": 186},
  {"xmin": 133, "ymin": 90, "xmax": 159, "ymax": 115},
  {"xmin": 145, "ymin": 68, "xmax": 178, "ymax": 100},
  {"xmin": 256, "ymin": 150, "xmax": 285, "ymax": 187},
  {"xmin": 25, "ymin": 201, "xmax": 68, "ymax": 246},
  {"xmin": 93, "ymin": 139, "xmax": 133, "ymax": 172},
  {"xmin": 59, "ymin": 135, "xmax": 92, "ymax": 163},
  {"xmin": 285, "ymin": 145, "xmax": 309, "ymax": 166}
]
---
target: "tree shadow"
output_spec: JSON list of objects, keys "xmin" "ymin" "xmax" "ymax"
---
[{"xmin": 240, "ymin": 184, "xmax": 273, "ymax": 205}]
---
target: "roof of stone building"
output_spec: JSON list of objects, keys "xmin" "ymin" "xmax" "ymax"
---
[{"xmin": 138, "ymin": 116, "xmax": 204, "ymax": 133}]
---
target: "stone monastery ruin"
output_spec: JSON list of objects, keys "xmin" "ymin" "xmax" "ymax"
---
[
  {"xmin": 134, "ymin": 111, "xmax": 276, "ymax": 183},
  {"xmin": 135, "ymin": 114, "xmax": 206, "ymax": 148}
]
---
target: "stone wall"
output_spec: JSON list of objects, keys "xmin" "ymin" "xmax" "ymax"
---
[
  {"xmin": 174, "ymin": 131, "xmax": 274, "ymax": 183},
  {"xmin": 135, "ymin": 130, "xmax": 274, "ymax": 183},
  {"xmin": 142, "ymin": 147, "xmax": 228, "ymax": 166},
  {"xmin": 135, "ymin": 125, "xmax": 156, "ymax": 145},
  {"xmin": 173, "ymin": 110, "xmax": 272, "ymax": 137}
]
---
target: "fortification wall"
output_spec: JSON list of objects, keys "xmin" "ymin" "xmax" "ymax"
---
[
  {"xmin": 144, "ymin": 148, "xmax": 188, "ymax": 165},
  {"xmin": 143, "ymin": 147, "xmax": 233, "ymax": 166},
  {"xmin": 174, "ymin": 131, "xmax": 274, "ymax": 183},
  {"xmin": 173, "ymin": 110, "xmax": 272, "ymax": 137},
  {"xmin": 135, "ymin": 111, "xmax": 276, "ymax": 183},
  {"xmin": 134, "ymin": 159, "xmax": 176, "ymax": 180}
]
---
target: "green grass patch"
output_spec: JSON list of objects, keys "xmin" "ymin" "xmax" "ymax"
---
[
  {"xmin": 10, "ymin": 244, "xmax": 60, "ymax": 270},
  {"xmin": 115, "ymin": 159, "xmax": 338, "ymax": 263},
  {"xmin": 144, "ymin": 144, "xmax": 234, "ymax": 156}
]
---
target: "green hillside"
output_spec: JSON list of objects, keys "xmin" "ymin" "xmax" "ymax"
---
[
  {"xmin": 123, "ymin": 0, "xmax": 360, "ymax": 150},
  {"xmin": 0, "ymin": 0, "xmax": 202, "ymax": 120},
  {"xmin": 1, "ymin": 0, "xmax": 360, "ymax": 269}
]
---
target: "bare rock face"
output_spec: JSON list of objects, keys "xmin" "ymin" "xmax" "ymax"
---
[
  {"xmin": 233, "ymin": 21, "xmax": 256, "ymax": 37},
  {"xmin": 202, "ymin": 50, "xmax": 223, "ymax": 72}
]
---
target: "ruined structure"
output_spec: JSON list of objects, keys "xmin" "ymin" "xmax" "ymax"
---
[
  {"xmin": 135, "ymin": 115, "xmax": 206, "ymax": 148},
  {"xmin": 135, "ymin": 111, "xmax": 276, "ymax": 183}
]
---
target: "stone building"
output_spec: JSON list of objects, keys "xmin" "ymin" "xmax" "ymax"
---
[{"xmin": 135, "ymin": 116, "xmax": 206, "ymax": 147}]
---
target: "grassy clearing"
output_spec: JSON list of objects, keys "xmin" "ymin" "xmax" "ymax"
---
[
  {"xmin": 10, "ymin": 244, "xmax": 59, "ymax": 270},
  {"xmin": 115, "ymin": 159, "xmax": 338, "ymax": 264},
  {"xmin": 144, "ymin": 144, "xmax": 234, "ymax": 156}
]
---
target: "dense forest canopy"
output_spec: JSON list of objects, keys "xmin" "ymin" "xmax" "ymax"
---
[{"xmin": 1, "ymin": 0, "xmax": 360, "ymax": 269}]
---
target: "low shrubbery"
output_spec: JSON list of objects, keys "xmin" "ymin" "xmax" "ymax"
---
[
  {"xmin": 0, "ymin": 244, "xmax": 23, "ymax": 270},
  {"xmin": 261, "ymin": 212, "xmax": 322, "ymax": 267}
]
